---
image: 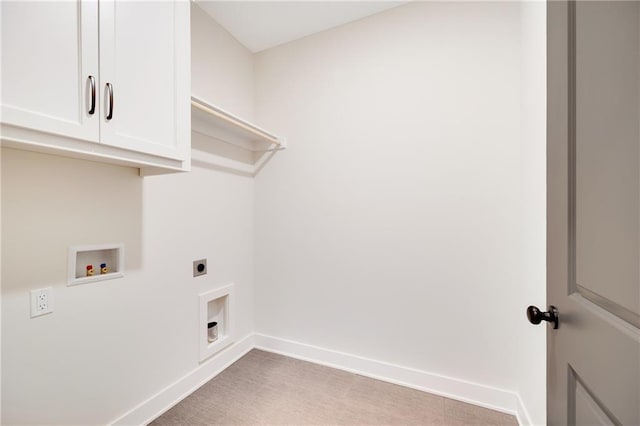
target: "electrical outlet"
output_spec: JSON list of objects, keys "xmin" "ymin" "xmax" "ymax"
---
[
  {"xmin": 193, "ymin": 259, "xmax": 207, "ymax": 277},
  {"xmin": 30, "ymin": 287, "xmax": 53, "ymax": 318}
]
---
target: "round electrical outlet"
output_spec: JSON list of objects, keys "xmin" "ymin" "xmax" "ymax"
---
[{"xmin": 193, "ymin": 259, "xmax": 207, "ymax": 277}]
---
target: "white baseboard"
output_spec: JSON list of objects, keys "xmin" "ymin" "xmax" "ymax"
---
[
  {"xmin": 254, "ymin": 333, "xmax": 531, "ymax": 426},
  {"xmin": 515, "ymin": 393, "xmax": 534, "ymax": 426},
  {"xmin": 110, "ymin": 333, "xmax": 255, "ymax": 426},
  {"xmin": 110, "ymin": 332, "xmax": 534, "ymax": 426}
]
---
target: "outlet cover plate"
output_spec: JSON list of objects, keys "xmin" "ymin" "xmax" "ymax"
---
[
  {"xmin": 193, "ymin": 259, "xmax": 207, "ymax": 277},
  {"xmin": 30, "ymin": 287, "xmax": 53, "ymax": 318}
]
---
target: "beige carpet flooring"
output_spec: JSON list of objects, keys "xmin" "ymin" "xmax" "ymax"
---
[{"xmin": 151, "ymin": 349, "xmax": 519, "ymax": 425}]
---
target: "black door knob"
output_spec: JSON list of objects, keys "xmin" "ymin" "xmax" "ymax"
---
[{"xmin": 527, "ymin": 305, "xmax": 559, "ymax": 329}]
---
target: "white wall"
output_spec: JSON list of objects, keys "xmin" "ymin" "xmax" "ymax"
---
[
  {"xmin": 1, "ymin": 3, "xmax": 547, "ymax": 424},
  {"xmin": 191, "ymin": 3, "xmax": 254, "ymax": 120},
  {"xmin": 254, "ymin": 1, "xmax": 543, "ymax": 423},
  {"xmin": 518, "ymin": 2, "xmax": 547, "ymax": 425},
  {"xmin": 0, "ymin": 5, "xmax": 255, "ymax": 424}
]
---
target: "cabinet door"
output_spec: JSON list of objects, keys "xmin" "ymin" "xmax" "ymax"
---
[
  {"xmin": 98, "ymin": 0, "xmax": 189, "ymax": 161},
  {"xmin": 1, "ymin": 0, "xmax": 100, "ymax": 142}
]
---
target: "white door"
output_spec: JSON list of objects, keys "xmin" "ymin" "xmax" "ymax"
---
[
  {"xmin": 98, "ymin": 0, "xmax": 188, "ymax": 161},
  {"xmin": 546, "ymin": 1, "xmax": 640, "ymax": 425},
  {"xmin": 1, "ymin": 0, "xmax": 100, "ymax": 142}
]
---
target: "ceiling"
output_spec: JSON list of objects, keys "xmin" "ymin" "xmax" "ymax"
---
[{"xmin": 195, "ymin": 1, "xmax": 409, "ymax": 53}]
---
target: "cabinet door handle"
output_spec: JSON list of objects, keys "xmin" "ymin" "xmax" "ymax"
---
[
  {"xmin": 87, "ymin": 76, "xmax": 96, "ymax": 115},
  {"xmin": 106, "ymin": 83, "xmax": 114, "ymax": 120}
]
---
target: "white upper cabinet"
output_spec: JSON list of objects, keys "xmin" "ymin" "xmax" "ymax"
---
[
  {"xmin": 0, "ymin": 0, "xmax": 190, "ymax": 174},
  {"xmin": 1, "ymin": 0, "xmax": 100, "ymax": 143},
  {"xmin": 99, "ymin": 0, "xmax": 189, "ymax": 161}
]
